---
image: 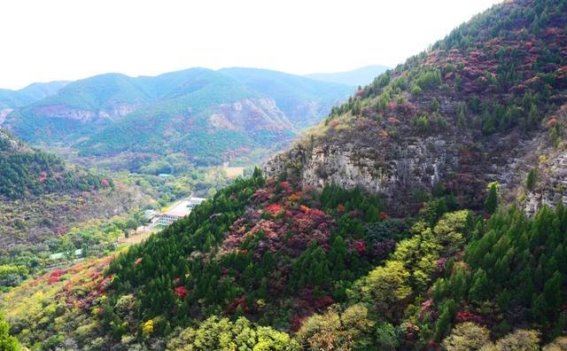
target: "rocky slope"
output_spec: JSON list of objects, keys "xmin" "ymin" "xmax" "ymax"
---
[{"xmin": 266, "ymin": 0, "xmax": 567, "ymax": 216}]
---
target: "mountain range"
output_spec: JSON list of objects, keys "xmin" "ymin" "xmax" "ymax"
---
[{"xmin": 2, "ymin": 67, "xmax": 356, "ymax": 170}]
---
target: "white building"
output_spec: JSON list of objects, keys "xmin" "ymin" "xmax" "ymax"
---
[
  {"xmin": 154, "ymin": 197, "xmax": 207, "ymax": 226},
  {"xmin": 188, "ymin": 197, "xmax": 206, "ymax": 209}
]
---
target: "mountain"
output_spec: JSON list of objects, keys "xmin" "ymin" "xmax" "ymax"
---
[
  {"xmin": 3, "ymin": 68, "xmax": 353, "ymax": 169},
  {"xmin": 0, "ymin": 129, "xmax": 143, "ymax": 248},
  {"xmin": 267, "ymin": 0, "xmax": 567, "ymax": 217},
  {"xmin": 3, "ymin": 0, "xmax": 567, "ymax": 350},
  {"xmin": 306, "ymin": 65, "xmax": 390, "ymax": 87},
  {"xmin": 0, "ymin": 81, "xmax": 67, "ymax": 126},
  {"xmin": 0, "ymin": 81, "xmax": 67, "ymax": 110}
]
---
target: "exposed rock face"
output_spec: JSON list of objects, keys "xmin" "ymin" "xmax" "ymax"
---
[
  {"xmin": 0, "ymin": 108, "xmax": 13, "ymax": 125},
  {"xmin": 267, "ymin": 136, "xmax": 455, "ymax": 191},
  {"xmin": 524, "ymin": 147, "xmax": 567, "ymax": 216},
  {"xmin": 265, "ymin": 88, "xmax": 567, "ymax": 216},
  {"xmin": 209, "ymin": 98, "xmax": 292, "ymax": 132},
  {"xmin": 33, "ymin": 103, "xmax": 140, "ymax": 122},
  {"xmin": 264, "ymin": 121, "xmax": 485, "ymax": 216}
]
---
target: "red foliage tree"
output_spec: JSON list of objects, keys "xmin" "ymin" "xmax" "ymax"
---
[
  {"xmin": 265, "ymin": 203, "xmax": 284, "ymax": 215},
  {"xmin": 352, "ymin": 240, "xmax": 367, "ymax": 255},
  {"xmin": 174, "ymin": 286, "xmax": 189, "ymax": 299},
  {"xmin": 455, "ymin": 310, "xmax": 484, "ymax": 324}
]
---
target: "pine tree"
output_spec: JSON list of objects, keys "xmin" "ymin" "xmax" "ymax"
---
[
  {"xmin": 469, "ymin": 269, "xmax": 489, "ymax": 302},
  {"xmin": 484, "ymin": 183, "xmax": 498, "ymax": 214},
  {"xmin": 527, "ymin": 168, "xmax": 537, "ymax": 191}
]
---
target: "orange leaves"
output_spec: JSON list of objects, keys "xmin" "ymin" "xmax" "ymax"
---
[{"xmin": 265, "ymin": 203, "xmax": 283, "ymax": 215}]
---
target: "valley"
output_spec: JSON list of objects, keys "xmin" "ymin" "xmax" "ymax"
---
[{"xmin": 1, "ymin": 0, "xmax": 567, "ymax": 350}]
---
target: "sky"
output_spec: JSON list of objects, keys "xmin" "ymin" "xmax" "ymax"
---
[{"xmin": 0, "ymin": 0, "xmax": 502, "ymax": 90}]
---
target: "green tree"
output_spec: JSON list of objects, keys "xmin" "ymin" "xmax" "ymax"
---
[
  {"xmin": 526, "ymin": 169, "xmax": 537, "ymax": 191},
  {"xmin": 0, "ymin": 314, "xmax": 20, "ymax": 351},
  {"xmin": 434, "ymin": 299, "xmax": 457, "ymax": 341},
  {"xmin": 442, "ymin": 322, "xmax": 490, "ymax": 351},
  {"xmin": 166, "ymin": 316, "xmax": 299, "ymax": 351},
  {"xmin": 485, "ymin": 182, "xmax": 499, "ymax": 214},
  {"xmin": 349, "ymin": 260, "xmax": 411, "ymax": 321},
  {"xmin": 297, "ymin": 304, "xmax": 374, "ymax": 351}
]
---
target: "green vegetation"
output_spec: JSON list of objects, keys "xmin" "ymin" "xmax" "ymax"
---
[
  {"xmin": 167, "ymin": 316, "xmax": 300, "ymax": 351},
  {"xmin": 328, "ymin": 0, "xmax": 566, "ymax": 141},
  {"xmin": 2, "ymin": 172, "xmax": 567, "ymax": 350},
  {"xmin": 435, "ymin": 205, "xmax": 567, "ymax": 338},
  {"xmin": 0, "ymin": 313, "xmax": 20, "ymax": 351},
  {"xmin": 527, "ymin": 168, "xmax": 538, "ymax": 191},
  {"xmin": 0, "ymin": 130, "xmax": 107, "ymax": 199}
]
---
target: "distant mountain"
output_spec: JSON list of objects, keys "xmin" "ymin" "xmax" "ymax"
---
[
  {"xmin": 4, "ymin": 68, "xmax": 352, "ymax": 169},
  {"xmin": 220, "ymin": 67, "xmax": 355, "ymax": 128},
  {"xmin": 305, "ymin": 65, "xmax": 390, "ymax": 87},
  {"xmin": 0, "ymin": 81, "xmax": 68, "ymax": 110}
]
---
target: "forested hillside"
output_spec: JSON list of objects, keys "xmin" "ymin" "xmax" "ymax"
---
[
  {"xmin": 0, "ymin": 130, "xmax": 144, "ymax": 250},
  {"xmin": 266, "ymin": 0, "xmax": 567, "ymax": 216},
  {"xmin": 0, "ymin": 130, "xmax": 106, "ymax": 199}
]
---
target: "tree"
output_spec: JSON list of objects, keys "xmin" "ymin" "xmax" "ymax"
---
[
  {"xmin": 526, "ymin": 169, "xmax": 537, "ymax": 191},
  {"xmin": 166, "ymin": 316, "xmax": 299, "ymax": 351},
  {"xmin": 469, "ymin": 269, "xmax": 490, "ymax": 302},
  {"xmin": 435, "ymin": 299, "xmax": 457, "ymax": 341},
  {"xmin": 491, "ymin": 329, "xmax": 540, "ymax": 351},
  {"xmin": 485, "ymin": 183, "xmax": 499, "ymax": 214},
  {"xmin": 442, "ymin": 322, "xmax": 490, "ymax": 351},
  {"xmin": 375, "ymin": 322, "xmax": 399, "ymax": 351},
  {"xmin": 297, "ymin": 304, "xmax": 374, "ymax": 351},
  {"xmin": 0, "ymin": 314, "xmax": 20, "ymax": 351},
  {"xmin": 543, "ymin": 336, "xmax": 567, "ymax": 351},
  {"xmin": 350, "ymin": 260, "xmax": 411, "ymax": 321}
]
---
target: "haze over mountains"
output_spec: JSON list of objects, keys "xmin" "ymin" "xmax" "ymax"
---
[
  {"xmin": 305, "ymin": 64, "xmax": 390, "ymax": 86},
  {"xmin": 0, "ymin": 81, "xmax": 68, "ymax": 110}
]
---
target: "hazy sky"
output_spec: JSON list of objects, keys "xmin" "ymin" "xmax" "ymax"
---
[{"xmin": 0, "ymin": 0, "xmax": 502, "ymax": 89}]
